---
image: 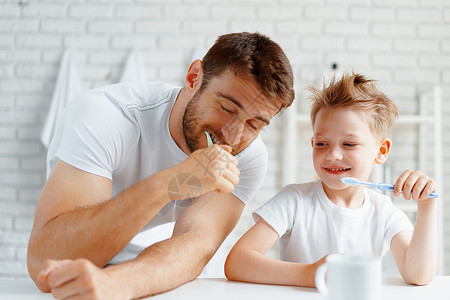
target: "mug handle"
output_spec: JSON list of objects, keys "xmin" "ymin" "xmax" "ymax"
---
[{"xmin": 315, "ymin": 263, "xmax": 328, "ymax": 297}]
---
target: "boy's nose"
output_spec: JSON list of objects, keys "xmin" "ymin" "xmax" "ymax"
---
[
  {"xmin": 222, "ymin": 117, "xmax": 245, "ymax": 146},
  {"xmin": 327, "ymin": 146, "xmax": 343, "ymax": 161}
]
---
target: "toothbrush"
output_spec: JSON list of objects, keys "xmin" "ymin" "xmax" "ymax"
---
[
  {"xmin": 340, "ymin": 177, "xmax": 438, "ymax": 198},
  {"xmin": 204, "ymin": 130, "xmax": 213, "ymax": 147}
]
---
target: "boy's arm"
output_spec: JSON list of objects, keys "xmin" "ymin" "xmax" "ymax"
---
[
  {"xmin": 390, "ymin": 170, "xmax": 437, "ymax": 285},
  {"xmin": 225, "ymin": 219, "xmax": 325, "ymax": 287}
]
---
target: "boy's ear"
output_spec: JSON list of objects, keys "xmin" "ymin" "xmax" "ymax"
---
[
  {"xmin": 185, "ymin": 59, "xmax": 204, "ymax": 92},
  {"xmin": 311, "ymin": 137, "xmax": 314, "ymax": 148},
  {"xmin": 375, "ymin": 138, "xmax": 392, "ymax": 164}
]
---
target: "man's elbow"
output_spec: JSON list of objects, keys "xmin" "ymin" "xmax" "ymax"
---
[
  {"xmin": 27, "ymin": 259, "xmax": 51, "ymax": 293},
  {"xmin": 32, "ymin": 277, "xmax": 51, "ymax": 293},
  {"xmin": 27, "ymin": 239, "xmax": 50, "ymax": 292}
]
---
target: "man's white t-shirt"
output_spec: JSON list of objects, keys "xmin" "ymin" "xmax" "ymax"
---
[
  {"xmin": 254, "ymin": 180, "xmax": 414, "ymax": 263},
  {"xmin": 47, "ymin": 82, "xmax": 268, "ymax": 264}
]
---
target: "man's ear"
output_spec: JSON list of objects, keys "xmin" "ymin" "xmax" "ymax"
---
[
  {"xmin": 185, "ymin": 59, "xmax": 204, "ymax": 92},
  {"xmin": 375, "ymin": 137, "xmax": 392, "ymax": 164}
]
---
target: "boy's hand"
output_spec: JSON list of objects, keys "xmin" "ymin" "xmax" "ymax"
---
[
  {"xmin": 308, "ymin": 255, "xmax": 328, "ymax": 288},
  {"xmin": 394, "ymin": 169, "xmax": 437, "ymax": 201}
]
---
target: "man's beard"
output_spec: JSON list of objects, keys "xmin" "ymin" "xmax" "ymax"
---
[
  {"xmin": 182, "ymin": 89, "xmax": 203, "ymax": 153},
  {"xmin": 182, "ymin": 89, "xmax": 244, "ymax": 155}
]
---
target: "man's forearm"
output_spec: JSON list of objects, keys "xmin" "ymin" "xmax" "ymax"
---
[
  {"xmin": 105, "ymin": 230, "xmax": 215, "ymax": 298},
  {"xmin": 28, "ymin": 170, "xmax": 174, "ymax": 280},
  {"xmin": 104, "ymin": 192, "xmax": 244, "ymax": 298}
]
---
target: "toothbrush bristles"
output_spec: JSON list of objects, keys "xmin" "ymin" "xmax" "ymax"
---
[{"xmin": 340, "ymin": 177, "xmax": 360, "ymax": 186}]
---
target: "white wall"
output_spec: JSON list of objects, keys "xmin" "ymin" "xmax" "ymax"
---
[{"xmin": 0, "ymin": 0, "xmax": 449, "ymax": 278}]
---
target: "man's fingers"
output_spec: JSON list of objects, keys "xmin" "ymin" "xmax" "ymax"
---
[
  {"xmin": 48, "ymin": 259, "xmax": 91, "ymax": 289},
  {"xmin": 38, "ymin": 259, "xmax": 67, "ymax": 281},
  {"xmin": 50, "ymin": 277, "xmax": 81, "ymax": 300},
  {"xmin": 218, "ymin": 144, "xmax": 233, "ymax": 153},
  {"xmin": 222, "ymin": 168, "xmax": 240, "ymax": 187},
  {"xmin": 228, "ymin": 161, "xmax": 240, "ymax": 177}
]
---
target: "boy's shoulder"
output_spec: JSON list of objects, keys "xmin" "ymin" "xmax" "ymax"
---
[{"xmin": 282, "ymin": 180, "xmax": 321, "ymax": 199}]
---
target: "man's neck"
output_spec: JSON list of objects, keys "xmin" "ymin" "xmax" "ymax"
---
[{"xmin": 168, "ymin": 88, "xmax": 191, "ymax": 155}]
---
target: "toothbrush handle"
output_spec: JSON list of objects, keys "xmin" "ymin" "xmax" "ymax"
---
[
  {"xmin": 376, "ymin": 183, "xmax": 394, "ymax": 192},
  {"xmin": 377, "ymin": 183, "xmax": 438, "ymax": 198}
]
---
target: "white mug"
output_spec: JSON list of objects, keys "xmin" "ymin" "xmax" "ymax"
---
[{"xmin": 315, "ymin": 254, "xmax": 381, "ymax": 300}]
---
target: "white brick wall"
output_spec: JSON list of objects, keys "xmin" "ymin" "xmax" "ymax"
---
[{"xmin": 1, "ymin": 0, "xmax": 449, "ymax": 279}]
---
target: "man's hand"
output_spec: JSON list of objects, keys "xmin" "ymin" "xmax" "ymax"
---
[
  {"xmin": 179, "ymin": 145, "xmax": 240, "ymax": 195},
  {"xmin": 38, "ymin": 259, "xmax": 129, "ymax": 300},
  {"xmin": 393, "ymin": 169, "xmax": 437, "ymax": 202}
]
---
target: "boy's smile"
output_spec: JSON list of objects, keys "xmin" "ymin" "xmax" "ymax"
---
[{"xmin": 312, "ymin": 107, "xmax": 389, "ymax": 206}]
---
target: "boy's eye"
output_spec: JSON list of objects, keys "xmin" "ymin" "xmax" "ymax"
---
[
  {"xmin": 315, "ymin": 142, "xmax": 327, "ymax": 146},
  {"xmin": 343, "ymin": 143, "xmax": 357, "ymax": 147}
]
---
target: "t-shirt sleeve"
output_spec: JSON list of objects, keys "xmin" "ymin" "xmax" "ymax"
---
[
  {"xmin": 252, "ymin": 185, "xmax": 298, "ymax": 238},
  {"xmin": 49, "ymin": 93, "xmax": 138, "ymax": 180},
  {"xmin": 384, "ymin": 199, "xmax": 414, "ymax": 249},
  {"xmin": 231, "ymin": 136, "xmax": 268, "ymax": 205}
]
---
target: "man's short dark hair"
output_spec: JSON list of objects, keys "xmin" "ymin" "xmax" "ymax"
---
[{"xmin": 201, "ymin": 32, "xmax": 295, "ymax": 111}]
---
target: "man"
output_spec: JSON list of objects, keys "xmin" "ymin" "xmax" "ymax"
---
[{"xmin": 27, "ymin": 32, "xmax": 295, "ymax": 299}]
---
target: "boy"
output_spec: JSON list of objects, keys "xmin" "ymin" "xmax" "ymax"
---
[{"xmin": 225, "ymin": 72, "xmax": 437, "ymax": 287}]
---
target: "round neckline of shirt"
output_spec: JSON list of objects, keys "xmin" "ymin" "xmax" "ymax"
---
[{"xmin": 315, "ymin": 180, "xmax": 370, "ymax": 218}]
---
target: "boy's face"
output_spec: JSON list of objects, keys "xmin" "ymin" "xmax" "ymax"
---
[{"xmin": 312, "ymin": 107, "xmax": 389, "ymax": 192}]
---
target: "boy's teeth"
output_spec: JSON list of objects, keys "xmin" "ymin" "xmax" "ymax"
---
[{"xmin": 328, "ymin": 168, "xmax": 348, "ymax": 171}]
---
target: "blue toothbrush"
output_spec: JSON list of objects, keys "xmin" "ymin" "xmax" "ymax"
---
[{"xmin": 340, "ymin": 177, "xmax": 438, "ymax": 198}]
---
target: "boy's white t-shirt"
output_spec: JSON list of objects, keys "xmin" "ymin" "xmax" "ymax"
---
[
  {"xmin": 47, "ymin": 82, "xmax": 268, "ymax": 264},
  {"xmin": 253, "ymin": 180, "xmax": 414, "ymax": 263}
]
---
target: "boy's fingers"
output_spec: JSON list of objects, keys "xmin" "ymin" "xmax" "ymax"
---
[
  {"xmin": 394, "ymin": 169, "xmax": 412, "ymax": 197},
  {"xmin": 418, "ymin": 180, "xmax": 437, "ymax": 201},
  {"xmin": 411, "ymin": 177, "xmax": 428, "ymax": 201},
  {"xmin": 402, "ymin": 172, "xmax": 422, "ymax": 200}
]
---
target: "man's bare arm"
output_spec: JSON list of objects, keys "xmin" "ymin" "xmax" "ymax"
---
[
  {"xmin": 27, "ymin": 159, "xmax": 176, "ymax": 291},
  {"xmin": 40, "ymin": 191, "xmax": 244, "ymax": 299},
  {"xmin": 105, "ymin": 192, "xmax": 244, "ymax": 298},
  {"xmin": 28, "ymin": 145, "xmax": 239, "ymax": 292}
]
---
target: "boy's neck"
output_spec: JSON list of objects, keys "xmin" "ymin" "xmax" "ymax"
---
[{"xmin": 321, "ymin": 182, "xmax": 365, "ymax": 209}]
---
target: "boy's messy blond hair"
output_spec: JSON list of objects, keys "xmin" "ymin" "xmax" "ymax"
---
[{"xmin": 308, "ymin": 72, "xmax": 398, "ymax": 138}]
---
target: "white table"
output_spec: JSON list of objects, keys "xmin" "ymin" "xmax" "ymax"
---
[{"xmin": 1, "ymin": 277, "xmax": 448, "ymax": 299}]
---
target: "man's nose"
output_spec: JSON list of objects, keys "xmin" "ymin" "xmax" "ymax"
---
[{"xmin": 222, "ymin": 117, "xmax": 245, "ymax": 146}]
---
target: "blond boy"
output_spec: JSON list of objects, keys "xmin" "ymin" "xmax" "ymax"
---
[{"xmin": 225, "ymin": 72, "xmax": 437, "ymax": 287}]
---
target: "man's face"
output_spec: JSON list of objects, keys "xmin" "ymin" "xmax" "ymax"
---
[
  {"xmin": 182, "ymin": 69, "xmax": 280, "ymax": 155},
  {"xmin": 312, "ymin": 107, "xmax": 382, "ymax": 193}
]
